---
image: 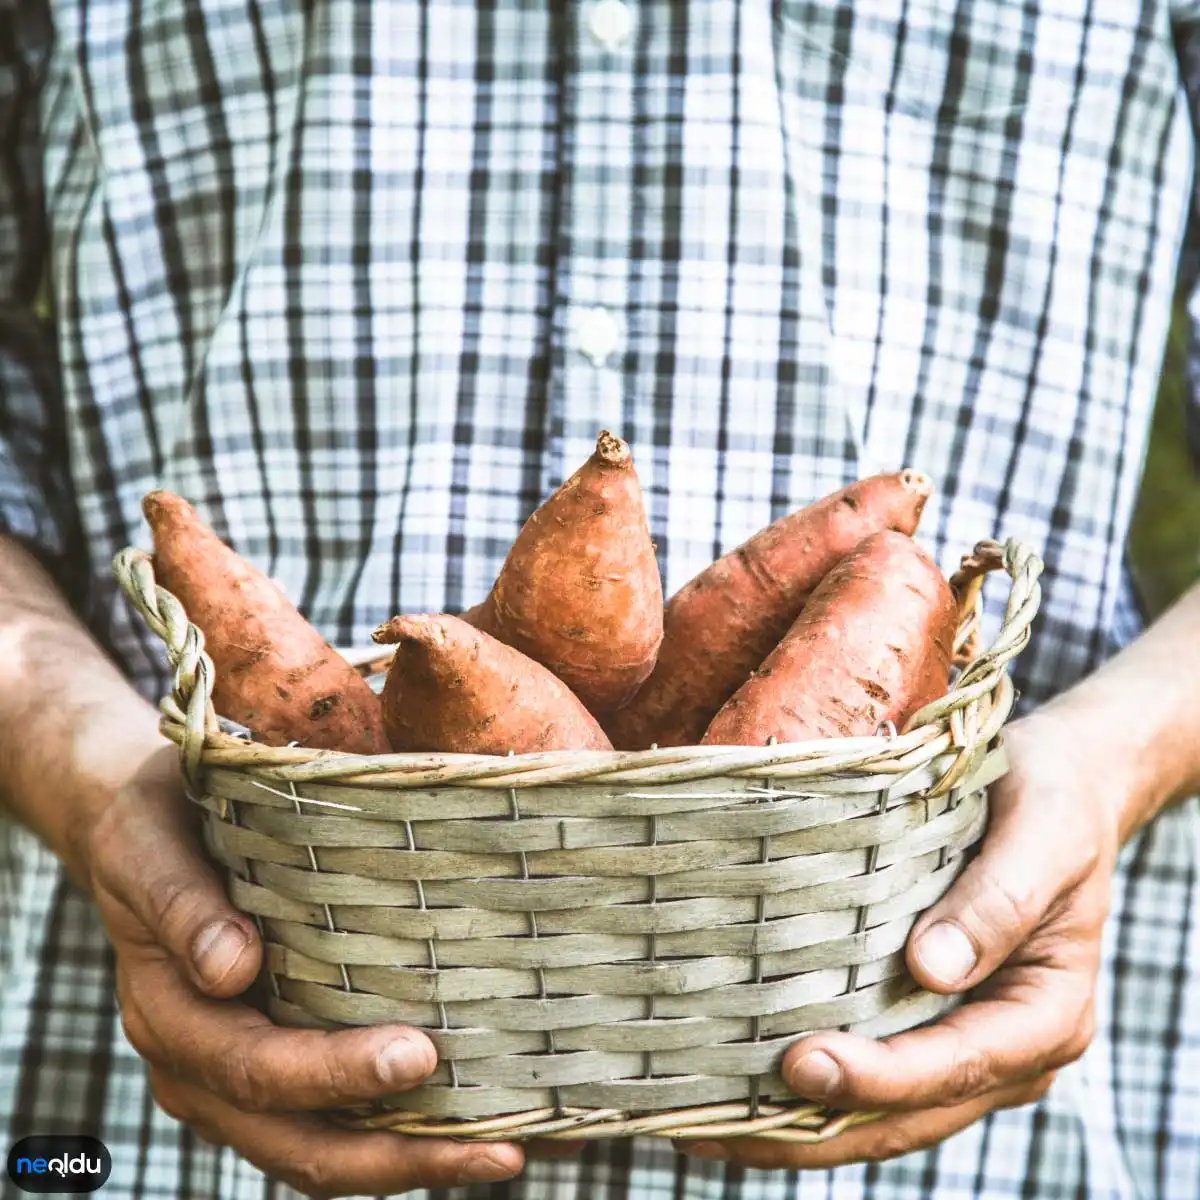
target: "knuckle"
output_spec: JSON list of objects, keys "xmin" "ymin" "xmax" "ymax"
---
[
  {"xmin": 942, "ymin": 1046, "xmax": 996, "ymax": 1104},
  {"xmin": 973, "ymin": 865, "xmax": 1039, "ymax": 942},
  {"xmin": 864, "ymin": 1123, "xmax": 922, "ymax": 1164},
  {"xmin": 147, "ymin": 1070, "xmax": 189, "ymax": 1124},
  {"xmin": 119, "ymin": 1001, "xmax": 155, "ymax": 1061},
  {"xmin": 151, "ymin": 878, "xmax": 204, "ymax": 942},
  {"xmin": 314, "ymin": 1047, "xmax": 358, "ymax": 1103},
  {"xmin": 219, "ymin": 1037, "xmax": 272, "ymax": 1113},
  {"xmin": 147, "ymin": 1069, "xmax": 230, "ymax": 1150},
  {"xmin": 1054, "ymin": 1008, "xmax": 1096, "ymax": 1068},
  {"xmin": 997, "ymin": 1072, "xmax": 1056, "ymax": 1111},
  {"xmin": 285, "ymin": 1158, "xmax": 336, "ymax": 1200}
]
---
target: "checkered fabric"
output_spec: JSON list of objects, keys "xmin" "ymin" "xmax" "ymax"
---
[{"xmin": 1, "ymin": 0, "xmax": 1198, "ymax": 1196}]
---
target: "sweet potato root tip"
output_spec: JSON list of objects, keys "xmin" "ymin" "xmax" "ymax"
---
[
  {"xmin": 142, "ymin": 490, "xmax": 180, "ymax": 524},
  {"xmin": 378, "ymin": 613, "xmax": 612, "ymax": 754},
  {"xmin": 701, "ymin": 530, "xmax": 956, "ymax": 746},
  {"xmin": 372, "ymin": 617, "xmax": 407, "ymax": 644},
  {"xmin": 144, "ymin": 489, "xmax": 389, "ymax": 754},
  {"xmin": 899, "ymin": 467, "xmax": 934, "ymax": 498},
  {"xmin": 594, "ymin": 429, "xmax": 631, "ymax": 468}
]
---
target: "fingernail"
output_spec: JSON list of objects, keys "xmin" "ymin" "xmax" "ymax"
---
[
  {"xmin": 459, "ymin": 1149, "xmax": 520, "ymax": 1183},
  {"xmin": 190, "ymin": 921, "xmax": 249, "ymax": 988},
  {"xmin": 915, "ymin": 921, "xmax": 977, "ymax": 986},
  {"xmin": 377, "ymin": 1032, "xmax": 435, "ymax": 1087},
  {"xmin": 683, "ymin": 1141, "xmax": 729, "ymax": 1160},
  {"xmin": 788, "ymin": 1049, "xmax": 841, "ymax": 1099}
]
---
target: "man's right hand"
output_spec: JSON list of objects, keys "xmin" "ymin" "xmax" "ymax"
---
[{"xmin": 85, "ymin": 743, "xmax": 524, "ymax": 1198}]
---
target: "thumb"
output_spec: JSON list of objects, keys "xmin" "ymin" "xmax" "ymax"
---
[
  {"xmin": 907, "ymin": 797, "xmax": 1058, "ymax": 993},
  {"xmin": 92, "ymin": 748, "xmax": 262, "ymax": 999}
]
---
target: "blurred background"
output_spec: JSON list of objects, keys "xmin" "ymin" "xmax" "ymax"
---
[{"xmin": 1129, "ymin": 303, "xmax": 1200, "ymax": 619}]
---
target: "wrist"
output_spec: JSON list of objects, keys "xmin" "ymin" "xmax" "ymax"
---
[
  {"xmin": 0, "ymin": 538, "xmax": 179, "ymax": 890},
  {"xmin": 1037, "ymin": 682, "xmax": 1180, "ymax": 847},
  {"xmin": 0, "ymin": 620, "xmax": 168, "ymax": 891},
  {"xmin": 63, "ymin": 713, "xmax": 175, "ymax": 893}
]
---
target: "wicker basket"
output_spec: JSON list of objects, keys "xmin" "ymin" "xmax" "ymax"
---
[{"xmin": 112, "ymin": 537, "xmax": 1042, "ymax": 1145}]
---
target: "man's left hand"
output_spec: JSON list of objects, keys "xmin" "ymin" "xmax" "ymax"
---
[{"xmin": 679, "ymin": 710, "xmax": 1117, "ymax": 1170}]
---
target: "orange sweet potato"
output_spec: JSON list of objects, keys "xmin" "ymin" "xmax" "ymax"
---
[
  {"xmin": 372, "ymin": 613, "xmax": 612, "ymax": 753},
  {"xmin": 605, "ymin": 470, "xmax": 933, "ymax": 749},
  {"xmin": 701, "ymin": 530, "xmax": 957, "ymax": 746},
  {"xmin": 143, "ymin": 491, "xmax": 389, "ymax": 754},
  {"xmin": 464, "ymin": 431, "xmax": 663, "ymax": 715}
]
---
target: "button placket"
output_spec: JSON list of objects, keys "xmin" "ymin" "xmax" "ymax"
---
[{"xmin": 544, "ymin": 4, "xmax": 637, "ymax": 487}]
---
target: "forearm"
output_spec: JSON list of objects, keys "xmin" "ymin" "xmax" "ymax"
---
[
  {"xmin": 1039, "ymin": 579, "xmax": 1200, "ymax": 843},
  {"xmin": 0, "ymin": 536, "xmax": 167, "ymax": 888}
]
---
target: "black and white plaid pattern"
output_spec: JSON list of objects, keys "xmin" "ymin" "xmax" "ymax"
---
[{"xmin": 2, "ymin": 0, "xmax": 1198, "ymax": 1196}]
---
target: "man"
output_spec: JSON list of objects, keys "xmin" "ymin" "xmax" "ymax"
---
[{"xmin": 1, "ymin": 0, "xmax": 1198, "ymax": 1197}]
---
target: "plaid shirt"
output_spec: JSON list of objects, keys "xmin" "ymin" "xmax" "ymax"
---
[{"xmin": 2, "ymin": 0, "xmax": 1199, "ymax": 1197}]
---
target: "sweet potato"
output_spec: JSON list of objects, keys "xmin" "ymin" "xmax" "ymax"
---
[
  {"xmin": 464, "ymin": 431, "xmax": 663, "ymax": 714},
  {"xmin": 372, "ymin": 613, "xmax": 612, "ymax": 753},
  {"xmin": 605, "ymin": 470, "xmax": 933, "ymax": 749},
  {"xmin": 701, "ymin": 530, "xmax": 957, "ymax": 746},
  {"xmin": 143, "ymin": 490, "xmax": 389, "ymax": 754}
]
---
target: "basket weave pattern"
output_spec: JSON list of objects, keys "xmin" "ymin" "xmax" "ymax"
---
[{"xmin": 114, "ymin": 539, "xmax": 1042, "ymax": 1143}]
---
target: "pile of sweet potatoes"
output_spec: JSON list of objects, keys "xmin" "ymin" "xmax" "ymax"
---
[{"xmin": 141, "ymin": 433, "xmax": 966, "ymax": 756}]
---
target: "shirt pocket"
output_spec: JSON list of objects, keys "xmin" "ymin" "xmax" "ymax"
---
[
  {"xmin": 775, "ymin": 0, "xmax": 963, "ymax": 126},
  {"xmin": 774, "ymin": 0, "xmax": 1095, "ymax": 133}
]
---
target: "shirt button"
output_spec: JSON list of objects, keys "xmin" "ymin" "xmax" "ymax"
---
[
  {"xmin": 587, "ymin": 0, "xmax": 633, "ymax": 51},
  {"xmin": 573, "ymin": 306, "xmax": 622, "ymax": 367}
]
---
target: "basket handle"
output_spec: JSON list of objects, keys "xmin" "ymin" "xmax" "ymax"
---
[
  {"xmin": 112, "ymin": 546, "xmax": 218, "ymax": 790},
  {"xmin": 949, "ymin": 541, "xmax": 1006, "ymax": 666},
  {"xmin": 950, "ymin": 538, "xmax": 1044, "ymax": 671},
  {"xmin": 898, "ymin": 536, "xmax": 1044, "ymax": 739}
]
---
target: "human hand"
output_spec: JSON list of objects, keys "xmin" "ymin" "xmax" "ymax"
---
[
  {"xmin": 679, "ymin": 709, "xmax": 1118, "ymax": 1169},
  {"xmin": 85, "ymin": 744, "xmax": 524, "ymax": 1198}
]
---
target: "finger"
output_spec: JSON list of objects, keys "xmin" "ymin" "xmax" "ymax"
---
[
  {"xmin": 92, "ymin": 763, "xmax": 261, "ymax": 998},
  {"xmin": 906, "ymin": 787, "xmax": 1076, "ymax": 992},
  {"xmin": 149, "ymin": 1069, "xmax": 524, "ymax": 1197},
  {"xmin": 780, "ymin": 973, "xmax": 1092, "ymax": 1111},
  {"xmin": 680, "ymin": 1073, "xmax": 1054, "ymax": 1172},
  {"xmin": 123, "ymin": 954, "xmax": 439, "ymax": 1112}
]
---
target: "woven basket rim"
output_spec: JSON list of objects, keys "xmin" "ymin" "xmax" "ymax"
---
[{"xmin": 111, "ymin": 536, "xmax": 1044, "ymax": 791}]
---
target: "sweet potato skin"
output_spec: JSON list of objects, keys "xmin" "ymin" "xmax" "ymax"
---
[
  {"xmin": 605, "ymin": 470, "xmax": 933, "ymax": 749},
  {"xmin": 373, "ymin": 614, "xmax": 613, "ymax": 754},
  {"xmin": 701, "ymin": 530, "xmax": 956, "ymax": 746},
  {"xmin": 465, "ymin": 431, "xmax": 664, "ymax": 715},
  {"xmin": 143, "ymin": 491, "xmax": 389, "ymax": 754}
]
